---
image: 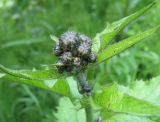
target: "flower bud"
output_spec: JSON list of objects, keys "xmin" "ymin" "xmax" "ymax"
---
[
  {"xmin": 88, "ymin": 52, "xmax": 97, "ymax": 63},
  {"xmin": 54, "ymin": 32, "xmax": 97, "ymax": 73},
  {"xmin": 54, "ymin": 42, "xmax": 62, "ymax": 56},
  {"xmin": 60, "ymin": 52, "xmax": 73, "ymax": 63},
  {"xmin": 60, "ymin": 32, "xmax": 79, "ymax": 51},
  {"xmin": 56, "ymin": 59, "xmax": 65, "ymax": 73},
  {"xmin": 78, "ymin": 43, "xmax": 91, "ymax": 57}
]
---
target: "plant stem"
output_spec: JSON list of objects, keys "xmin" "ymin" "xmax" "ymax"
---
[
  {"xmin": 76, "ymin": 72, "xmax": 94, "ymax": 122},
  {"xmin": 84, "ymin": 96, "xmax": 94, "ymax": 122}
]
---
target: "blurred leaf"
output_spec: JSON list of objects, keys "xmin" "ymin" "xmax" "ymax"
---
[
  {"xmin": 92, "ymin": 2, "xmax": 156, "ymax": 53},
  {"xmin": 1, "ymin": 37, "xmax": 48, "ymax": 48},
  {"xmin": 93, "ymin": 84, "xmax": 160, "ymax": 117},
  {"xmin": 0, "ymin": 64, "xmax": 70, "ymax": 96},
  {"xmin": 96, "ymin": 26, "xmax": 159, "ymax": 64},
  {"xmin": 105, "ymin": 114, "xmax": 154, "ymax": 122},
  {"xmin": 0, "ymin": 73, "xmax": 5, "ymax": 78},
  {"xmin": 50, "ymin": 35, "xmax": 59, "ymax": 43},
  {"xmin": 54, "ymin": 97, "xmax": 85, "ymax": 122}
]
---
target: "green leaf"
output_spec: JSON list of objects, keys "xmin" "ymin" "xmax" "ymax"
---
[
  {"xmin": 113, "ymin": 95, "xmax": 160, "ymax": 116},
  {"xmin": 0, "ymin": 64, "xmax": 70, "ymax": 96},
  {"xmin": 50, "ymin": 35, "xmax": 59, "ymax": 43},
  {"xmin": 93, "ymin": 84, "xmax": 160, "ymax": 117},
  {"xmin": 120, "ymin": 75, "xmax": 160, "ymax": 106},
  {"xmin": 54, "ymin": 97, "xmax": 86, "ymax": 122},
  {"xmin": 105, "ymin": 114, "xmax": 154, "ymax": 122},
  {"xmin": 66, "ymin": 77, "xmax": 82, "ymax": 98},
  {"xmin": 96, "ymin": 26, "xmax": 159, "ymax": 64},
  {"xmin": 0, "ymin": 73, "xmax": 5, "ymax": 78},
  {"xmin": 94, "ymin": 84, "xmax": 123, "ymax": 108},
  {"xmin": 1, "ymin": 37, "xmax": 48, "ymax": 48},
  {"xmin": 0, "ymin": 64, "xmax": 61, "ymax": 80},
  {"xmin": 92, "ymin": 2, "xmax": 156, "ymax": 53}
]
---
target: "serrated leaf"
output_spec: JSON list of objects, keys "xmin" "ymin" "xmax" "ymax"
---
[
  {"xmin": 113, "ymin": 95, "xmax": 160, "ymax": 116},
  {"xmin": 105, "ymin": 114, "xmax": 154, "ymax": 122},
  {"xmin": 96, "ymin": 26, "xmax": 159, "ymax": 64},
  {"xmin": 54, "ymin": 97, "xmax": 86, "ymax": 122},
  {"xmin": 0, "ymin": 64, "xmax": 70, "ymax": 96},
  {"xmin": 92, "ymin": 2, "xmax": 156, "ymax": 53},
  {"xmin": 120, "ymin": 75, "xmax": 160, "ymax": 106},
  {"xmin": 93, "ymin": 84, "xmax": 160, "ymax": 117}
]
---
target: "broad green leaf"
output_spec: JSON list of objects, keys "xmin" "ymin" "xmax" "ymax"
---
[
  {"xmin": 0, "ymin": 64, "xmax": 70, "ymax": 96},
  {"xmin": 96, "ymin": 26, "xmax": 159, "ymax": 64},
  {"xmin": 2, "ymin": 75, "xmax": 70, "ymax": 96},
  {"xmin": 105, "ymin": 114, "xmax": 154, "ymax": 122},
  {"xmin": 54, "ymin": 97, "xmax": 86, "ymax": 122},
  {"xmin": 94, "ymin": 84, "xmax": 123, "ymax": 108},
  {"xmin": 113, "ymin": 95, "xmax": 160, "ymax": 116},
  {"xmin": 93, "ymin": 84, "xmax": 160, "ymax": 117},
  {"xmin": 92, "ymin": 2, "xmax": 156, "ymax": 53},
  {"xmin": 92, "ymin": 2, "xmax": 155, "ymax": 52},
  {"xmin": 0, "ymin": 64, "xmax": 61, "ymax": 80},
  {"xmin": 120, "ymin": 75, "xmax": 160, "ymax": 106}
]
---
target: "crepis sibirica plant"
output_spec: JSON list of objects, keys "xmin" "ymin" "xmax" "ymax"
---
[{"xmin": 0, "ymin": 2, "xmax": 160, "ymax": 122}]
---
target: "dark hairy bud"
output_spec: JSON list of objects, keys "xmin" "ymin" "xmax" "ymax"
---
[
  {"xmin": 60, "ymin": 32, "xmax": 79, "ymax": 51},
  {"xmin": 60, "ymin": 52, "xmax": 73, "ymax": 63},
  {"xmin": 81, "ymin": 60, "xmax": 88, "ymax": 67},
  {"xmin": 56, "ymin": 59, "xmax": 65, "ymax": 73},
  {"xmin": 79, "ymin": 34, "xmax": 92, "ymax": 46},
  {"xmin": 73, "ymin": 57, "xmax": 81, "ymax": 66},
  {"xmin": 78, "ymin": 43, "xmax": 91, "ymax": 57},
  {"xmin": 53, "ymin": 32, "xmax": 97, "ymax": 73},
  {"xmin": 54, "ymin": 42, "xmax": 62, "ymax": 56},
  {"xmin": 88, "ymin": 52, "xmax": 97, "ymax": 63}
]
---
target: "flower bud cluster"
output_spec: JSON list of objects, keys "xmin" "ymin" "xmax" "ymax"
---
[{"xmin": 54, "ymin": 32, "xmax": 96, "ymax": 73}]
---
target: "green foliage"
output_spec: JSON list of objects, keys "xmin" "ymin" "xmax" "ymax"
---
[
  {"xmin": 0, "ymin": 1, "xmax": 159, "ymax": 94},
  {"xmin": 120, "ymin": 76, "xmax": 160, "ymax": 106},
  {"xmin": 93, "ymin": 76, "xmax": 160, "ymax": 121},
  {"xmin": 0, "ymin": 64, "xmax": 70, "ymax": 96},
  {"xmin": 92, "ymin": 2, "xmax": 156, "ymax": 53},
  {"xmin": 96, "ymin": 26, "xmax": 159, "ymax": 64},
  {"xmin": 0, "ymin": 64, "xmax": 61, "ymax": 80},
  {"xmin": 54, "ymin": 97, "xmax": 85, "ymax": 122},
  {"xmin": 0, "ymin": 0, "xmax": 160, "ymax": 122},
  {"xmin": 106, "ymin": 115, "xmax": 154, "ymax": 122},
  {"xmin": 94, "ymin": 84, "xmax": 160, "ymax": 116}
]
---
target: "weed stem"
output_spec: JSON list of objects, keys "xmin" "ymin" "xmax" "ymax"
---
[{"xmin": 77, "ymin": 72, "xmax": 94, "ymax": 122}]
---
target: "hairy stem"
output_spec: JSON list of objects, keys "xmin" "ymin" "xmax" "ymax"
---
[{"xmin": 77, "ymin": 72, "xmax": 94, "ymax": 122}]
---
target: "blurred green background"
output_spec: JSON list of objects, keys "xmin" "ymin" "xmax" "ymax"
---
[{"xmin": 0, "ymin": 0, "xmax": 160, "ymax": 122}]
